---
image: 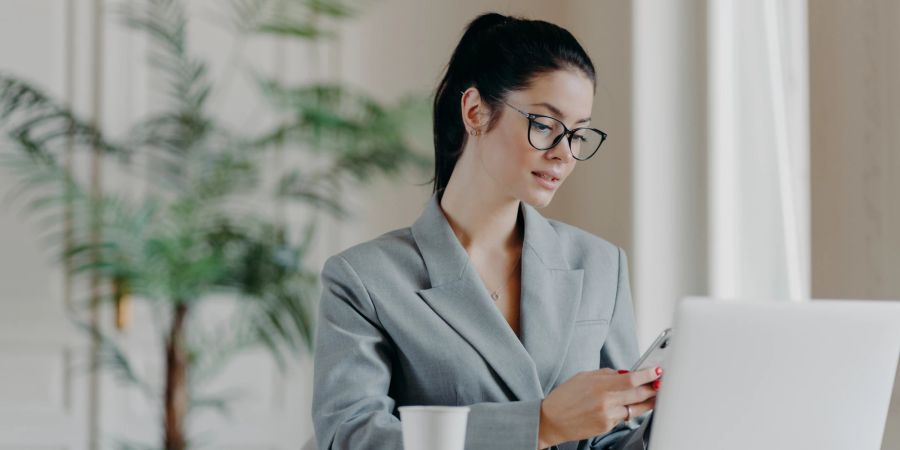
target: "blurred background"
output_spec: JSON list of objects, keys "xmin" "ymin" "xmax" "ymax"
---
[{"xmin": 0, "ymin": 0, "xmax": 897, "ymax": 449}]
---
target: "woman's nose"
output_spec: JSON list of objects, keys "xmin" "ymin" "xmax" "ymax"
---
[{"xmin": 546, "ymin": 136, "xmax": 575, "ymax": 162}]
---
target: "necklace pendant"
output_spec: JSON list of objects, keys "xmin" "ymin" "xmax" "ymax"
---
[{"xmin": 491, "ymin": 292, "xmax": 499, "ymax": 301}]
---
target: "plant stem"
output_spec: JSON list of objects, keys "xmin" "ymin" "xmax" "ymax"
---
[{"xmin": 164, "ymin": 302, "xmax": 189, "ymax": 450}]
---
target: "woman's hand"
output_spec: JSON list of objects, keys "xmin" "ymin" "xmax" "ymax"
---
[{"xmin": 536, "ymin": 367, "xmax": 662, "ymax": 449}]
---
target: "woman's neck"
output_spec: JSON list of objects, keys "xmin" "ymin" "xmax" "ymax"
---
[{"xmin": 438, "ymin": 183, "xmax": 523, "ymax": 258}]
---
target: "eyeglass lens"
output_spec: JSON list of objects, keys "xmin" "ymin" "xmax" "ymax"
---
[{"xmin": 528, "ymin": 117, "xmax": 604, "ymax": 160}]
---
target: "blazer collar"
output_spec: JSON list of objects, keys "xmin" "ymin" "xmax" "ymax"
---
[{"xmin": 410, "ymin": 192, "xmax": 585, "ymax": 400}]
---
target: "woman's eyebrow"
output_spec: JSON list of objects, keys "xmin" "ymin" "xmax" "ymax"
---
[{"xmin": 530, "ymin": 101, "xmax": 591, "ymax": 124}]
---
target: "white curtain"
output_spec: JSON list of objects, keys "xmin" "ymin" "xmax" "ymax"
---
[
  {"xmin": 707, "ymin": 0, "xmax": 810, "ymax": 302},
  {"xmin": 633, "ymin": 0, "xmax": 810, "ymax": 347}
]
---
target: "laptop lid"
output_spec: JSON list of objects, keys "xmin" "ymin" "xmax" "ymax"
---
[{"xmin": 648, "ymin": 297, "xmax": 900, "ymax": 450}]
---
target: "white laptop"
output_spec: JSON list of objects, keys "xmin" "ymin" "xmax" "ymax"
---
[{"xmin": 647, "ymin": 297, "xmax": 900, "ymax": 450}]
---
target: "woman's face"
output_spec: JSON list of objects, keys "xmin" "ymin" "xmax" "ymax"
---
[{"xmin": 471, "ymin": 69, "xmax": 595, "ymax": 208}]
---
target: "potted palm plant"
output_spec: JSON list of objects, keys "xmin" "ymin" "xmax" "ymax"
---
[{"xmin": 0, "ymin": 0, "xmax": 429, "ymax": 448}]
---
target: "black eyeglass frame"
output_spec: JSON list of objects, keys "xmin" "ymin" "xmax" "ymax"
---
[{"xmin": 500, "ymin": 99, "xmax": 608, "ymax": 161}]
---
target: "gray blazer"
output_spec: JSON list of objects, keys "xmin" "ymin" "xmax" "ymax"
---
[{"xmin": 311, "ymin": 192, "xmax": 652, "ymax": 450}]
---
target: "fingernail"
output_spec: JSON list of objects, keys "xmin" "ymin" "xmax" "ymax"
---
[
  {"xmin": 652, "ymin": 380, "xmax": 661, "ymax": 390},
  {"xmin": 617, "ymin": 369, "xmax": 630, "ymax": 374},
  {"xmin": 655, "ymin": 367, "xmax": 663, "ymax": 376}
]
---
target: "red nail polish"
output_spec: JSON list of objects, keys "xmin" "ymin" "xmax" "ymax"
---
[
  {"xmin": 617, "ymin": 369, "xmax": 630, "ymax": 374},
  {"xmin": 652, "ymin": 380, "xmax": 660, "ymax": 390},
  {"xmin": 655, "ymin": 367, "xmax": 663, "ymax": 376}
]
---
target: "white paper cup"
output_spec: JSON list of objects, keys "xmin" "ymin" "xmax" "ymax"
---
[{"xmin": 398, "ymin": 405, "xmax": 470, "ymax": 450}]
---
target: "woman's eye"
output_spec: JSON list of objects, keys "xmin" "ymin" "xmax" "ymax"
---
[
  {"xmin": 573, "ymin": 135, "xmax": 587, "ymax": 143},
  {"xmin": 530, "ymin": 122, "xmax": 551, "ymax": 134}
]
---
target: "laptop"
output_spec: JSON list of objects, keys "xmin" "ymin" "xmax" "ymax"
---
[{"xmin": 647, "ymin": 297, "xmax": 900, "ymax": 450}]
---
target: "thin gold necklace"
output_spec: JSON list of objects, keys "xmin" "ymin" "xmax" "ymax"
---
[{"xmin": 489, "ymin": 254, "xmax": 522, "ymax": 301}]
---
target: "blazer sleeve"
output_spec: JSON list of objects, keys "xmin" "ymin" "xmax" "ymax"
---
[
  {"xmin": 312, "ymin": 254, "xmax": 544, "ymax": 450},
  {"xmin": 587, "ymin": 247, "xmax": 653, "ymax": 450}
]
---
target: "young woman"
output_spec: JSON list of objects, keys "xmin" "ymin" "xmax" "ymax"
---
[{"xmin": 311, "ymin": 12, "xmax": 662, "ymax": 450}]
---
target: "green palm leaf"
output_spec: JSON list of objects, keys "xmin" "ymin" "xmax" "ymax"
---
[{"xmin": 0, "ymin": 0, "xmax": 430, "ymax": 448}]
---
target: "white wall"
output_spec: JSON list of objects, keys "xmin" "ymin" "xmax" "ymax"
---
[
  {"xmin": 0, "ymin": 1, "xmax": 97, "ymax": 449},
  {"xmin": 632, "ymin": 0, "xmax": 708, "ymax": 347}
]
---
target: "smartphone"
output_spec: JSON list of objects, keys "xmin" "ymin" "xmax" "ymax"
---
[{"xmin": 630, "ymin": 327, "xmax": 673, "ymax": 372}]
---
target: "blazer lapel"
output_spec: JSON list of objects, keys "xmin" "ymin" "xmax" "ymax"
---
[
  {"xmin": 412, "ymin": 193, "xmax": 542, "ymax": 401},
  {"xmin": 411, "ymin": 192, "xmax": 584, "ymax": 400},
  {"xmin": 518, "ymin": 201, "xmax": 585, "ymax": 393}
]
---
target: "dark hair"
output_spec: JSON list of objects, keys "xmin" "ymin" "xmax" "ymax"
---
[{"xmin": 429, "ymin": 12, "xmax": 597, "ymax": 197}]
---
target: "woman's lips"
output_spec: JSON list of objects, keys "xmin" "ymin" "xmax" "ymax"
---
[{"xmin": 532, "ymin": 171, "xmax": 560, "ymax": 189}]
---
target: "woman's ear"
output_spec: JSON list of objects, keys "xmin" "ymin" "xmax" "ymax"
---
[{"xmin": 460, "ymin": 88, "xmax": 490, "ymax": 134}]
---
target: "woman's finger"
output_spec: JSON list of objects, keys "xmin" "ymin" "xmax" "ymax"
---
[
  {"xmin": 625, "ymin": 395, "xmax": 657, "ymax": 419},
  {"xmin": 614, "ymin": 367, "xmax": 661, "ymax": 390},
  {"xmin": 620, "ymin": 384, "xmax": 657, "ymax": 405}
]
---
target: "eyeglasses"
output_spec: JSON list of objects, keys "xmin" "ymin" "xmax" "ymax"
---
[{"xmin": 501, "ymin": 99, "xmax": 607, "ymax": 161}]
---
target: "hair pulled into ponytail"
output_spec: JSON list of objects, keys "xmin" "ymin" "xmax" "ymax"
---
[{"xmin": 430, "ymin": 12, "xmax": 596, "ymax": 197}]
